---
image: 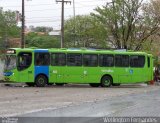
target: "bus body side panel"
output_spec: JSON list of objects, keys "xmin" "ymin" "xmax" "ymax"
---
[
  {"xmin": 34, "ymin": 49, "xmax": 49, "ymax": 81},
  {"xmin": 114, "ymin": 67, "xmax": 132, "ymax": 83},
  {"xmin": 83, "ymin": 67, "xmax": 101, "ymax": 83},
  {"xmin": 63, "ymin": 66, "xmax": 83, "ymax": 83},
  {"xmin": 99, "ymin": 67, "xmax": 116, "ymax": 84},
  {"xmin": 131, "ymin": 68, "xmax": 145, "ymax": 83}
]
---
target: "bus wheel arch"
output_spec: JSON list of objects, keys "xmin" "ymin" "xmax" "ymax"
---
[
  {"xmin": 101, "ymin": 74, "xmax": 113, "ymax": 87},
  {"xmin": 35, "ymin": 74, "xmax": 48, "ymax": 87}
]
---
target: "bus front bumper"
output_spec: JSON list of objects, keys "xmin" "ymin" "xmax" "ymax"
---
[{"xmin": 3, "ymin": 72, "xmax": 16, "ymax": 82}]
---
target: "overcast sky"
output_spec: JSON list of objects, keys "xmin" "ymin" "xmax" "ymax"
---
[{"xmin": 0, "ymin": 0, "xmax": 109, "ymax": 30}]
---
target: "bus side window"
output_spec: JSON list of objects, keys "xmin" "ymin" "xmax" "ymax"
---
[
  {"xmin": 51, "ymin": 53, "xmax": 66, "ymax": 66},
  {"xmin": 83, "ymin": 54, "xmax": 98, "ymax": 67},
  {"xmin": 67, "ymin": 54, "xmax": 82, "ymax": 66},
  {"xmin": 99, "ymin": 54, "xmax": 114, "ymax": 67},
  {"xmin": 130, "ymin": 55, "xmax": 145, "ymax": 68},
  {"xmin": 115, "ymin": 55, "xmax": 129, "ymax": 67},
  {"xmin": 35, "ymin": 53, "xmax": 50, "ymax": 66}
]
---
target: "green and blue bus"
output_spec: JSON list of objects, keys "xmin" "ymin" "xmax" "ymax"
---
[{"xmin": 3, "ymin": 48, "xmax": 153, "ymax": 87}]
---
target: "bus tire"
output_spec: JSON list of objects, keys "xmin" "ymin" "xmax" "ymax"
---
[
  {"xmin": 101, "ymin": 76, "xmax": 112, "ymax": 87},
  {"xmin": 26, "ymin": 82, "xmax": 35, "ymax": 87},
  {"xmin": 55, "ymin": 83, "xmax": 64, "ymax": 86},
  {"xmin": 35, "ymin": 75, "xmax": 47, "ymax": 87},
  {"xmin": 89, "ymin": 83, "xmax": 100, "ymax": 87}
]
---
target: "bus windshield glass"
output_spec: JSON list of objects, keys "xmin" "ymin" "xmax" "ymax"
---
[{"xmin": 4, "ymin": 55, "xmax": 16, "ymax": 70}]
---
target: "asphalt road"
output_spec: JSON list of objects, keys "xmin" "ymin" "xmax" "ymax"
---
[
  {"xmin": 16, "ymin": 86, "xmax": 160, "ymax": 123},
  {"xmin": 1, "ymin": 83, "xmax": 159, "ymax": 117}
]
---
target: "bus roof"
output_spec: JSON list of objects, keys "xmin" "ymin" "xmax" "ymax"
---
[{"xmin": 8, "ymin": 48, "xmax": 150, "ymax": 55}]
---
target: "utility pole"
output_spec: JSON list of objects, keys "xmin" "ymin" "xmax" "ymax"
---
[
  {"xmin": 73, "ymin": 0, "xmax": 76, "ymax": 47},
  {"xmin": 5, "ymin": 25, "xmax": 8, "ymax": 49},
  {"xmin": 56, "ymin": 0, "xmax": 71, "ymax": 48},
  {"xmin": 21, "ymin": 0, "xmax": 25, "ymax": 48}
]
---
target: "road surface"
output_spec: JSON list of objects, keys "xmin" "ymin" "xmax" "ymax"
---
[{"xmin": 0, "ymin": 83, "xmax": 160, "ymax": 123}]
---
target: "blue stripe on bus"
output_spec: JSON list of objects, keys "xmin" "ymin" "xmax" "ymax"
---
[
  {"xmin": 34, "ymin": 49, "xmax": 49, "ymax": 78},
  {"xmin": 34, "ymin": 66, "xmax": 49, "ymax": 78},
  {"xmin": 34, "ymin": 49, "xmax": 48, "ymax": 53}
]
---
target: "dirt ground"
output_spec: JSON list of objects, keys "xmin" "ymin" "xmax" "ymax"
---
[{"xmin": 0, "ymin": 83, "xmax": 159, "ymax": 117}]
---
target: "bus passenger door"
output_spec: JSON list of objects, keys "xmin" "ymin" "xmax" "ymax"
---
[{"xmin": 17, "ymin": 52, "xmax": 34, "ymax": 82}]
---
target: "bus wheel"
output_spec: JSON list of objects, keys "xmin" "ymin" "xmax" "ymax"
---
[
  {"xmin": 26, "ymin": 82, "xmax": 35, "ymax": 87},
  {"xmin": 89, "ymin": 83, "xmax": 100, "ymax": 87},
  {"xmin": 55, "ymin": 83, "xmax": 64, "ymax": 86},
  {"xmin": 35, "ymin": 75, "xmax": 47, "ymax": 87},
  {"xmin": 101, "ymin": 76, "xmax": 112, "ymax": 87}
]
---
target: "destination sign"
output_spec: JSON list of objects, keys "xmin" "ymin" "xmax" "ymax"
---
[{"xmin": 6, "ymin": 49, "xmax": 16, "ymax": 54}]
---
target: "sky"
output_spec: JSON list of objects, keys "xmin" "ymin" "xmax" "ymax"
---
[{"xmin": 0, "ymin": 0, "xmax": 109, "ymax": 30}]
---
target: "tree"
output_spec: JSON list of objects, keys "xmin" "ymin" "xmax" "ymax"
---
[
  {"xmin": 0, "ymin": 8, "xmax": 20, "ymax": 49},
  {"xmin": 31, "ymin": 26, "xmax": 53, "ymax": 33},
  {"xmin": 25, "ymin": 32, "xmax": 60, "ymax": 48},
  {"xmin": 91, "ymin": 0, "xmax": 160, "ymax": 50},
  {"xmin": 64, "ymin": 15, "xmax": 108, "ymax": 48},
  {"xmin": 141, "ymin": 0, "xmax": 160, "ymax": 53}
]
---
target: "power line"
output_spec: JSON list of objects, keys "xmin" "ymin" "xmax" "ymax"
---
[
  {"xmin": 26, "ymin": 17, "xmax": 61, "ymax": 19},
  {"xmin": 26, "ymin": 20, "xmax": 61, "ymax": 23},
  {"xmin": 26, "ymin": 21, "xmax": 61, "ymax": 23},
  {"xmin": 1, "ymin": 3, "xmax": 56, "ymax": 8},
  {"xmin": 25, "ymin": 4, "xmax": 102, "ymax": 13},
  {"xmin": 0, "ymin": 0, "xmax": 106, "ymax": 8},
  {"xmin": 26, "ymin": 16, "xmax": 71, "ymax": 20}
]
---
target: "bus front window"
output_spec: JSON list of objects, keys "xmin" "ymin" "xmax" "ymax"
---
[
  {"xmin": 17, "ymin": 52, "xmax": 32, "ymax": 71},
  {"xmin": 4, "ymin": 55, "xmax": 16, "ymax": 70}
]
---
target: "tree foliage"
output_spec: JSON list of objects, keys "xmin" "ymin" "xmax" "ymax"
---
[
  {"xmin": 25, "ymin": 32, "xmax": 60, "ymax": 48},
  {"xmin": 0, "ymin": 8, "xmax": 20, "ymax": 49},
  {"xmin": 141, "ymin": 0, "xmax": 160, "ymax": 53},
  {"xmin": 64, "ymin": 15, "xmax": 108, "ymax": 48},
  {"xmin": 29, "ymin": 26, "xmax": 53, "ymax": 33},
  {"xmin": 91, "ymin": 0, "xmax": 160, "ymax": 50}
]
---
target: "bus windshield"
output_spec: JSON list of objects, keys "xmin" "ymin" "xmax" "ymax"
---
[{"xmin": 4, "ymin": 55, "xmax": 16, "ymax": 70}]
